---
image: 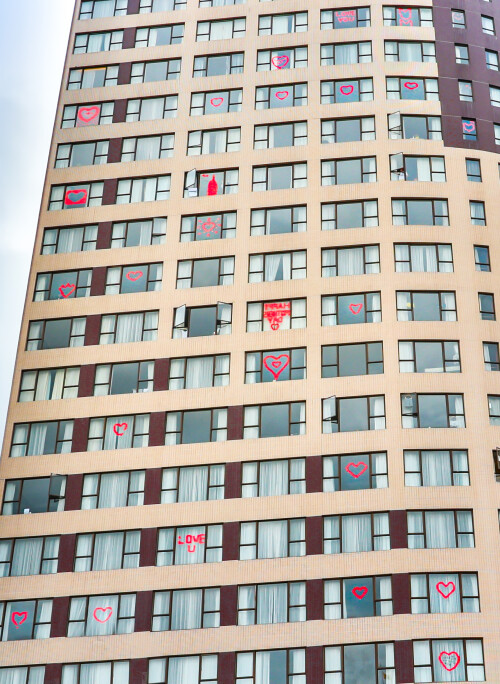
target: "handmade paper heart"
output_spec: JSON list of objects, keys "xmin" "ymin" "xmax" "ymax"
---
[
  {"xmin": 436, "ymin": 581, "xmax": 456, "ymax": 599},
  {"xmin": 93, "ymin": 607, "xmax": 113, "ymax": 623},
  {"xmin": 113, "ymin": 422, "xmax": 128, "ymax": 436},
  {"xmin": 463, "ymin": 121, "xmax": 475, "ymax": 133},
  {"xmin": 439, "ymin": 652, "xmax": 460, "ymax": 672},
  {"xmin": 65, "ymin": 189, "xmax": 87, "ymax": 205},
  {"xmin": 352, "ymin": 586, "xmax": 368, "ymax": 599},
  {"xmin": 339, "ymin": 85, "xmax": 354, "ymax": 95},
  {"xmin": 59, "ymin": 283, "xmax": 76, "ymax": 298},
  {"xmin": 210, "ymin": 97, "xmax": 224, "ymax": 107},
  {"xmin": 11, "ymin": 612, "xmax": 28, "ymax": 628},
  {"xmin": 263, "ymin": 354, "xmax": 290, "ymax": 380},
  {"xmin": 349, "ymin": 303, "xmax": 363, "ymax": 314},
  {"xmin": 77, "ymin": 106, "xmax": 100, "ymax": 123},
  {"xmin": 345, "ymin": 462, "xmax": 368, "ymax": 479},
  {"xmin": 272, "ymin": 55, "xmax": 289, "ymax": 69},
  {"xmin": 275, "ymin": 91, "xmax": 289, "ymax": 100},
  {"xmin": 404, "ymin": 82, "xmax": 419, "ymax": 90},
  {"xmin": 126, "ymin": 271, "xmax": 143, "ymax": 281}
]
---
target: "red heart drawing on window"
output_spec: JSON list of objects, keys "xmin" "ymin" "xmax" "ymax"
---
[
  {"xmin": 11, "ymin": 612, "xmax": 28, "ymax": 628},
  {"xmin": 210, "ymin": 97, "xmax": 224, "ymax": 107},
  {"xmin": 439, "ymin": 652, "xmax": 460, "ymax": 672},
  {"xmin": 345, "ymin": 462, "xmax": 368, "ymax": 478},
  {"xmin": 398, "ymin": 8, "xmax": 413, "ymax": 24},
  {"xmin": 436, "ymin": 581, "xmax": 456, "ymax": 598},
  {"xmin": 339, "ymin": 85, "xmax": 354, "ymax": 95},
  {"xmin": 272, "ymin": 55, "xmax": 289, "ymax": 69},
  {"xmin": 113, "ymin": 422, "xmax": 128, "ymax": 436},
  {"xmin": 263, "ymin": 354, "xmax": 290, "ymax": 380},
  {"xmin": 93, "ymin": 607, "xmax": 113, "ymax": 623},
  {"xmin": 65, "ymin": 189, "xmax": 87, "ymax": 205},
  {"xmin": 77, "ymin": 106, "xmax": 100, "ymax": 123},
  {"xmin": 58, "ymin": 283, "xmax": 76, "ymax": 298},
  {"xmin": 126, "ymin": 271, "xmax": 143, "ymax": 281},
  {"xmin": 463, "ymin": 121, "xmax": 475, "ymax": 133},
  {"xmin": 349, "ymin": 303, "xmax": 363, "ymax": 314},
  {"xmin": 404, "ymin": 82, "xmax": 419, "ymax": 90},
  {"xmin": 275, "ymin": 91, "xmax": 289, "ymax": 100},
  {"xmin": 352, "ymin": 586, "xmax": 368, "ymax": 599},
  {"xmin": 197, "ymin": 218, "xmax": 220, "ymax": 236}
]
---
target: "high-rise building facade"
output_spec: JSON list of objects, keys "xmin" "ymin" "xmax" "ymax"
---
[{"xmin": 1, "ymin": 0, "xmax": 500, "ymax": 681}]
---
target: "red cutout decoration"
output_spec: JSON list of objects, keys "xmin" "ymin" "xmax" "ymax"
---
[
  {"xmin": 263, "ymin": 354, "xmax": 290, "ymax": 380},
  {"xmin": 210, "ymin": 97, "xmax": 224, "ymax": 107},
  {"xmin": 207, "ymin": 175, "xmax": 218, "ymax": 196},
  {"xmin": 439, "ymin": 652, "xmax": 460, "ymax": 672},
  {"xmin": 126, "ymin": 271, "xmax": 143, "ymax": 281},
  {"xmin": 436, "ymin": 581, "xmax": 456, "ymax": 599},
  {"xmin": 397, "ymin": 8, "xmax": 413, "ymax": 25},
  {"xmin": 93, "ymin": 607, "xmax": 113, "ymax": 623},
  {"xmin": 58, "ymin": 283, "xmax": 76, "ymax": 298},
  {"xmin": 463, "ymin": 120, "xmax": 476, "ymax": 133},
  {"xmin": 335, "ymin": 10, "xmax": 356, "ymax": 22},
  {"xmin": 349, "ymin": 303, "xmax": 363, "ymax": 314},
  {"xmin": 197, "ymin": 217, "xmax": 220, "ymax": 237},
  {"xmin": 263, "ymin": 302, "xmax": 291, "ymax": 330},
  {"xmin": 113, "ymin": 422, "xmax": 128, "ymax": 436},
  {"xmin": 77, "ymin": 106, "xmax": 100, "ymax": 125},
  {"xmin": 272, "ymin": 55, "xmax": 289, "ymax": 69},
  {"xmin": 275, "ymin": 91, "xmax": 289, "ymax": 100},
  {"xmin": 339, "ymin": 85, "xmax": 354, "ymax": 95},
  {"xmin": 352, "ymin": 586, "xmax": 368, "ymax": 599},
  {"xmin": 404, "ymin": 82, "xmax": 419, "ymax": 90},
  {"xmin": 11, "ymin": 612, "xmax": 28, "ymax": 629},
  {"xmin": 345, "ymin": 462, "xmax": 368, "ymax": 478},
  {"xmin": 65, "ymin": 189, "xmax": 88, "ymax": 206}
]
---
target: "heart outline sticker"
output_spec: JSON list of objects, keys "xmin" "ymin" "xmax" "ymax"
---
[
  {"xmin": 349, "ymin": 303, "xmax": 363, "ymax": 314},
  {"xmin": 126, "ymin": 271, "xmax": 143, "ymax": 281},
  {"xmin": 436, "ymin": 581, "xmax": 456, "ymax": 599},
  {"xmin": 352, "ymin": 586, "xmax": 368, "ymax": 599},
  {"xmin": 11, "ymin": 612, "xmax": 28, "ymax": 629},
  {"xmin": 59, "ymin": 283, "xmax": 76, "ymax": 299},
  {"xmin": 404, "ymin": 82, "xmax": 419, "ymax": 90},
  {"xmin": 275, "ymin": 91, "xmax": 289, "ymax": 100},
  {"xmin": 272, "ymin": 55, "xmax": 289, "ymax": 69},
  {"xmin": 345, "ymin": 462, "xmax": 368, "ymax": 479},
  {"xmin": 77, "ymin": 106, "xmax": 100, "ymax": 124},
  {"xmin": 65, "ymin": 189, "xmax": 87, "ymax": 206},
  {"xmin": 463, "ymin": 120, "xmax": 475, "ymax": 133},
  {"xmin": 93, "ymin": 607, "xmax": 113, "ymax": 623},
  {"xmin": 339, "ymin": 85, "xmax": 354, "ymax": 95},
  {"xmin": 263, "ymin": 354, "xmax": 290, "ymax": 381},
  {"xmin": 210, "ymin": 97, "xmax": 224, "ymax": 107},
  {"xmin": 439, "ymin": 651, "xmax": 460, "ymax": 672},
  {"xmin": 113, "ymin": 422, "xmax": 128, "ymax": 436}
]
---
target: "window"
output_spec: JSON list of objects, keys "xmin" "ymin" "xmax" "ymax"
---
[
  {"xmin": 324, "ymin": 513, "xmax": 391, "ymax": 553},
  {"xmin": 187, "ymin": 128, "xmax": 240, "ymax": 155},
  {"xmin": 486, "ymin": 48, "xmax": 499, "ymax": 70},
  {"xmin": 200, "ymin": 0, "xmax": 244, "ymax": 5},
  {"xmin": 458, "ymin": 80, "xmax": 473, "ymax": 102},
  {"xmin": 33, "ymin": 269, "xmax": 92, "ymax": 301},
  {"xmin": 116, "ymin": 176, "xmax": 170, "ymax": 204},
  {"xmin": 55, "ymin": 141, "xmax": 109, "ymax": 168},
  {"xmin": 391, "ymin": 154, "xmax": 446, "ymax": 181},
  {"xmin": 322, "ymin": 199, "xmax": 378, "ymax": 230},
  {"xmin": 322, "ymin": 156, "xmax": 376, "ymax": 184},
  {"xmin": 322, "ymin": 343, "xmax": 383, "ymax": 378},
  {"xmin": 19, "ymin": 367, "xmax": 80, "ymax": 402},
  {"xmin": 105, "ymin": 263, "xmax": 162, "ymax": 295},
  {"xmin": 68, "ymin": 594, "xmax": 135, "ymax": 636},
  {"xmin": 245, "ymin": 348, "xmax": 306, "ymax": 384},
  {"xmin": 68, "ymin": 65, "xmax": 119, "ymax": 90},
  {"xmin": 495, "ymin": 123, "xmax": 500, "ymax": 144},
  {"xmin": 2, "ymin": 476, "xmax": 66, "ymax": 515},
  {"xmin": 79, "ymin": 0, "xmax": 127, "ymax": 18},
  {"xmin": 474, "ymin": 245, "xmax": 490, "ymax": 271},
  {"xmin": 193, "ymin": 52, "xmax": 244, "ymax": 78},
  {"xmin": 0, "ymin": 537, "xmax": 59, "ymax": 578},
  {"xmin": 74, "ymin": 31, "xmax": 123, "ymax": 54},
  {"xmin": 396, "ymin": 291, "xmax": 457, "ymax": 321},
  {"xmin": 161, "ymin": 465, "xmax": 225, "ymax": 503},
  {"xmin": 479, "ymin": 293, "xmax": 495, "ymax": 319},
  {"xmin": 483, "ymin": 342, "xmax": 500, "ymax": 371},
  {"xmin": 62, "ymin": 102, "xmax": 115, "ymax": 128},
  {"xmin": 152, "ymin": 588, "xmax": 220, "ymax": 631},
  {"xmin": 130, "ymin": 59, "xmax": 181, "ymax": 83},
  {"xmin": 173, "ymin": 303, "xmax": 232, "ymax": 338},
  {"xmin": 254, "ymin": 122, "xmax": 307, "ymax": 149},
  {"xmin": 48, "ymin": 182, "xmax": 104, "ymax": 210},
  {"xmin": 88, "ymin": 414, "xmax": 150, "ymax": 451},
  {"xmin": 250, "ymin": 205, "xmax": 306, "ymax": 235},
  {"xmin": 412, "ymin": 573, "xmax": 479, "ymax": 615},
  {"xmin": 135, "ymin": 24, "xmax": 184, "ymax": 48},
  {"xmin": 452, "ymin": 9, "xmax": 465, "ymax": 28},
  {"xmin": 322, "ymin": 245, "xmax": 380, "ymax": 276},
  {"xmin": 41, "ymin": 224, "xmax": 98, "ymax": 254},
  {"xmin": 238, "ymin": 582, "xmax": 305, "ymax": 625},
  {"xmin": 62, "ymin": 662, "xmax": 129, "ymax": 684},
  {"xmin": 184, "ymin": 168, "xmax": 238, "ymax": 197},
  {"xmin": 111, "ymin": 218, "xmax": 167, "ymax": 248},
  {"xmin": 26, "ymin": 317, "xmax": 86, "ymax": 351},
  {"xmin": 386, "ymin": 76, "xmax": 439, "ymax": 101},
  {"xmin": 384, "ymin": 6, "xmax": 433, "ymax": 26},
  {"xmin": 464, "ymin": 115, "xmax": 476, "ymax": 138},
  {"xmin": 257, "ymin": 46, "xmax": 308, "ymax": 71},
  {"xmin": 385, "ymin": 41, "xmax": 436, "ymax": 62},
  {"xmin": 393, "ymin": 198, "xmax": 449, "ymax": 226},
  {"xmin": 10, "ymin": 421, "xmax": 73, "ymax": 457},
  {"xmin": 322, "ymin": 116, "xmax": 375, "ymax": 143},
  {"xmin": 258, "ymin": 12, "xmax": 308, "ymax": 34},
  {"xmin": 321, "ymin": 292, "xmax": 382, "ymax": 325},
  {"xmin": 325, "ymin": 643, "xmax": 395, "ymax": 682},
  {"xmin": 190, "ymin": 89, "xmax": 243, "ymax": 116},
  {"xmin": 157, "ymin": 525, "xmax": 222, "ymax": 566},
  {"xmin": 236, "ymin": 650, "xmax": 304, "ymax": 684},
  {"xmin": 255, "ymin": 83, "xmax": 307, "ymax": 109},
  {"xmin": 402, "ymin": 393, "xmax": 465, "ymax": 428},
  {"xmin": 240, "ymin": 519, "xmax": 305, "ymax": 559},
  {"xmin": 0, "ymin": 667, "xmax": 45, "ymax": 684},
  {"xmin": 196, "ymin": 18, "xmax": 246, "ymax": 41},
  {"xmin": 181, "ymin": 211, "xmax": 236, "ymax": 242},
  {"xmin": 126, "ymin": 95, "xmax": 178, "ymax": 122},
  {"xmin": 246, "ymin": 299, "xmax": 306, "ymax": 332},
  {"xmin": 99, "ymin": 311, "xmax": 159, "ymax": 344},
  {"xmin": 121, "ymin": 135, "xmax": 174, "ymax": 161},
  {"xmin": 165, "ymin": 408, "xmax": 228, "ymax": 444},
  {"xmin": 81, "ymin": 471, "xmax": 145, "ymax": 509},
  {"xmin": 243, "ymin": 402, "xmax": 306, "ymax": 438},
  {"xmin": 395, "ymin": 243, "xmax": 453, "ymax": 272},
  {"xmin": 253, "ymin": 163, "xmax": 306, "ymax": 191},
  {"xmin": 94, "ymin": 361, "xmax": 154, "ymax": 396},
  {"xmin": 323, "ymin": 452, "xmax": 388, "ymax": 491},
  {"xmin": 488, "ymin": 395, "xmax": 500, "ymax": 424},
  {"xmin": 388, "ymin": 113, "xmax": 442, "ymax": 140},
  {"xmin": 242, "ymin": 458, "xmax": 305, "ymax": 496},
  {"xmin": 323, "ymin": 395, "xmax": 386, "ymax": 433},
  {"xmin": 177, "ymin": 258, "xmax": 234, "ymax": 289},
  {"xmin": 0, "ymin": 600, "xmax": 52, "ymax": 641},
  {"xmin": 325, "ymin": 577, "xmax": 392, "ymax": 619},
  {"xmin": 455, "ymin": 44, "xmax": 469, "ymax": 64},
  {"xmin": 399, "ymin": 341, "xmax": 461, "ymax": 373},
  {"xmin": 482, "ymin": 14, "xmax": 495, "ymax": 34},
  {"xmin": 321, "ymin": 7, "xmax": 371, "ymax": 29},
  {"xmin": 74, "ymin": 531, "xmax": 140, "ymax": 572},
  {"xmin": 249, "ymin": 251, "xmax": 306, "ymax": 282},
  {"xmin": 414, "ymin": 638, "xmax": 484, "ymax": 682},
  {"xmin": 470, "ymin": 201, "xmax": 486, "ymax": 225},
  {"xmin": 139, "ymin": 0, "xmax": 187, "ymax": 11},
  {"xmin": 321, "ymin": 41, "xmax": 372, "ymax": 65},
  {"xmin": 466, "ymin": 159, "xmax": 481, "ymax": 182},
  {"xmin": 404, "ymin": 450, "xmax": 470, "ymax": 486},
  {"xmin": 321, "ymin": 78, "xmax": 374, "ymax": 103},
  {"xmin": 490, "ymin": 85, "xmax": 500, "ymax": 106},
  {"xmin": 148, "ymin": 655, "xmax": 217, "ymax": 684}
]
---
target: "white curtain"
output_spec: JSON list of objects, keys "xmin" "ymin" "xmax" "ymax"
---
[
  {"xmin": 86, "ymin": 595, "xmax": 119, "ymax": 636},
  {"xmin": 425, "ymin": 511, "xmax": 456, "ymax": 548},
  {"xmin": 432, "ymin": 640, "xmax": 465, "ymax": 682},
  {"xmin": 322, "ymin": 296, "xmax": 337, "ymax": 326},
  {"xmin": 34, "ymin": 369, "xmax": 65, "ymax": 400},
  {"xmin": 167, "ymin": 656, "xmax": 200, "ymax": 684},
  {"xmin": 87, "ymin": 34, "xmax": 109, "ymax": 52},
  {"xmin": 27, "ymin": 423, "xmax": 49, "ymax": 456},
  {"xmin": 57, "ymin": 227, "xmax": 84, "ymax": 253},
  {"xmin": 335, "ymin": 43, "xmax": 359, "ymax": 64},
  {"xmin": 0, "ymin": 669, "xmax": 45, "ymax": 684},
  {"xmin": 430, "ymin": 573, "xmax": 460, "ymax": 613},
  {"xmin": 178, "ymin": 467, "xmax": 209, "ymax": 502},
  {"xmin": 265, "ymin": 254, "xmax": 289, "ymax": 281},
  {"xmin": 103, "ymin": 416, "xmax": 134, "ymax": 450},
  {"xmin": 421, "ymin": 451, "xmax": 451, "ymax": 486},
  {"xmin": 257, "ymin": 583, "xmax": 287, "ymax": 624},
  {"xmin": 258, "ymin": 520, "xmax": 287, "ymax": 558},
  {"xmin": 99, "ymin": 472, "xmax": 129, "ymax": 508},
  {"xmin": 175, "ymin": 526, "xmax": 205, "ymax": 565},
  {"xmin": 141, "ymin": 98, "xmax": 164, "ymax": 121},
  {"xmin": 271, "ymin": 15, "xmax": 292, "ymax": 33},
  {"xmin": 338, "ymin": 247, "xmax": 364, "ymax": 275},
  {"xmin": 11, "ymin": 538, "xmax": 42, "ymax": 576},
  {"xmin": 259, "ymin": 460, "xmax": 288, "ymax": 496},
  {"xmin": 415, "ymin": 157, "xmax": 431, "ymax": 181},
  {"xmin": 411, "ymin": 245, "xmax": 438, "ymax": 272},
  {"xmin": 185, "ymin": 357, "xmax": 214, "ymax": 388},
  {"xmin": 342, "ymin": 514, "xmax": 371, "ymax": 552},
  {"xmin": 92, "ymin": 0, "xmax": 115, "ymax": 18},
  {"xmin": 400, "ymin": 42, "xmax": 422, "ymax": 61},
  {"xmin": 93, "ymin": 532, "xmax": 124, "ymax": 570},
  {"xmin": 171, "ymin": 590, "xmax": 202, "ymax": 630},
  {"xmin": 255, "ymin": 653, "xmax": 271, "ymax": 684},
  {"xmin": 80, "ymin": 663, "xmax": 112, "ymax": 684},
  {"xmin": 115, "ymin": 313, "xmax": 143, "ymax": 343},
  {"xmin": 136, "ymin": 137, "xmax": 161, "ymax": 160}
]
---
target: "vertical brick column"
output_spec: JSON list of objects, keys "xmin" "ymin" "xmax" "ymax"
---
[
  {"xmin": 144, "ymin": 468, "xmax": 162, "ymax": 506},
  {"xmin": 122, "ymin": 27, "xmax": 136, "ymax": 50},
  {"xmin": 148, "ymin": 412, "xmax": 166, "ymax": 447},
  {"xmin": 117, "ymin": 62, "xmax": 132, "ymax": 86},
  {"xmin": 392, "ymin": 573, "xmax": 411, "ymax": 615},
  {"xmin": 112, "ymin": 100, "xmax": 128, "ymax": 124},
  {"xmin": 107, "ymin": 138, "xmax": 123, "ymax": 164},
  {"xmin": 306, "ymin": 579, "xmax": 323, "ymax": 621},
  {"xmin": 130, "ymin": 658, "xmax": 148, "ymax": 684},
  {"xmin": 84, "ymin": 314, "xmax": 101, "ymax": 346},
  {"xmin": 139, "ymin": 528, "xmax": 157, "ymax": 567},
  {"xmin": 224, "ymin": 461, "xmax": 241, "ymax": 499},
  {"xmin": 217, "ymin": 652, "xmax": 235, "ymax": 684},
  {"xmin": 306, "ymin": 455, "xmax": 323, "ymax": 493},
  {"xmin": 64, "ymin": 474, "xmax": 83, "ymax": 511},
  {"xmin": 77, "ymin": 364, "xmax": 95, "ymax": 398},
  {"xmin": 220, "ymin": 585, "xmax": 238, "ymax": 626},
  {"xmin": 306, "ymin": 646, "xmax": 323, "ymax": 682},
  {"xmin": 153, "ymin": 358, "xmax": 170, "ymax": 391},
  {"xmin": 102, "ymin": 178, "xmax": 118, "ymax": 206},
  {"xmin": 50, "ymin": 596, "xmax": 70, "ymax": 638},
  {"xmin": 222, "ymin": 522, "xmax": 239, "ymax": 561},
  {"xmin": 96, "ymin": 221, "xmax": 112, "ymax": 249},
  {"xmin": 57, "ymin": 534, "xmax": 76, "ymax": 573},
  {"xmin": 90, "ymin": 266, "xmax": 107, "ymax": 297},
  {"xmin": 71, "ymin": 418, "xmax": 89, "ymax": 453},
  {"xmin": 44, "ymin": 664, "xmax": 63, "ymax": 684},
  {"xmin": 395, "ymin": 640, "xmax": 414, "ymax": 683},
  {"xmin": 127, "ymin": 0, "xmax": 141, "ymax": 13},
  {"xmin": 389, "ymin": 510, "xmax": 408, "ymax": 549},
  {"xmin": 306, "ymin": 516, "xmax": 323, "ymax": 556},
  {"xmin": 227, "ymin": 405, "xmax": 244, "ymax": 440},
  {"xmin": 135, "ymin": 591, "xmax": 153, "ymax": 633}
]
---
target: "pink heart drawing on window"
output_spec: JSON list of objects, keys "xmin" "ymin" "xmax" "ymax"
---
[
  {"xmin": 275, "ymin": 91, "xmax": 289, "ymax": 100},
  {"xmin": 197, "ymin": 218, "xmax": 220, "ymax": 236},
  {"xmin": 210, "ymin": 97, "xmax": 224, "ymax": 107},
  {"xmin": 77, "ymin": 106, "xmax": 100, "ymax": 124},
  {"xmin": 126, "ymin": 271, "xmax": 143, "ymax": 281},
  {"xmin": 345, "ymin": 462, "xmax": 368, "ymax": 478},
  {"xmin": 93, "ymin": 607, "xmax": 113, "ymax": 623},
  {"xmin": 404, "ymin": 82, "xmax": 419, "ymax": 90},
  {"xmin": 263, "ymin": 354, "xmax": 290, "ymax": 380},
  {"xmin": 439, "ymin": 652, "xmax": 460, "ymax": 672},
  {"xmin": 349, "ymin": 303, "xmax": 363, "ymax": 314},
  {"xmin": 113, "ymin": 422, "xmax": 128, "ymax": 436},
  {"xmin": 65, "ymin": 189, "xmax": 87, "ymax": 205},
  {"xmin": 398, "ymin": 8, "xmax": 413, "ymax": 24},
  {"xmin": 11, "ymin": 612, "xmax": 28, "ymax": 629},
  {"xmin": 351, "ymin": 586, "xmax": 368, "ymax": 599},
  {"xmin": 58, "ymin": 283, "xmax": 76, "ymax": 298},
  {"xmin": 463, "ymin": 121, "xmax": 475, "ymax": 133},
  {"xmin": 272, "ymin": 55, "xmax": 289, "ymax": 69},
  {"xmin": 339, "ymin": 85, "xmax": 354, "ymax": 95},
  {"xmin": 436, "ymin": 581, "xmax": 456, "ymax": 598}
]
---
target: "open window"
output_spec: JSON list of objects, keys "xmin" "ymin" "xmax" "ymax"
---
[
  {"xmin": 216, "ymin": 301, "xmax": 232, "ymax": 333},
  {"xmin": 323, "ymin": 395, "xmax": 338, "ymax": 424},
  {"xmin": 388, "ymin": 111, "xmax": 402, "ymax": 139},
  {"xmin": 493, "ymin": 447, "xmax": 500, "ymax": 475},
  {"xmin": 390, "ymin": 152, "xmax": 404, "ymax": 179},
  {"xmin": 185, "ymin": 168, "xmax": 198, "ymax": 197}
]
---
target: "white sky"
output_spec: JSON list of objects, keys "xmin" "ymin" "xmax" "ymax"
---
[{"xmin": 0, "ymin": 2, "xmax": 74, "ymax": 445}]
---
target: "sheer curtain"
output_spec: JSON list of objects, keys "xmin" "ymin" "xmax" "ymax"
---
[
  {"xmin": 93, "ymin": 532, "xmax": 124, "ymax": 570},
  {"xmin": 11, "ymin": 538, "xmax": 42, "ymax": 576},
  {"xmin": 432, "ymin": 640, "xmax": 465, "ymax": 682},
  {"xmin": 421, "ymin": 451, "xmax": 451, "ymax": 486},
  {"xmin": 57, "ymin": 227, "xmax": 84, "ymax": 254},
  {"xmin": 87, "ymin": 595, "xmax": 119, "ymax": 636},
  {"xmin": 93, "ymin": 1, "xmax": 115, "ymax": 18},
  {"xmin": 264, "ymin": 254, "xmax": 284, "ymax": 282},
  {"xmin": 0, "ymin": 669, "xmax": 45, "ymax": 684},
  {"xmin": 80, "ymin": 663, "xmax": 112, "ymax": 684},
  {"xmin": 415, "ymin": 157, "xmax": 431, "ymax": 181},
  {"xmin": 259, "ymin": 460, "xmax": 288, "ymax": 496},
  {"xmin": 255, "ymin": 653, "xmax": 271, "ymax": 684},
  {"xmin": 430, "ymin": 574, "xmax": 460, "ymax": 613},
  {"xmin": 186, "ymin": 357, "xmax": 214, "ymax": 388},
  {"xmin": 176, "ymin": 526, "xmax": 205, "ymax": 565},
  {"xmin": 257, "ymin": 583, "xmax": 287, "ymax": 624},
  {"xmin": 171, "ymin": 589, "xmax": 202, "ymax": 630},
  {"xmin": 178, "ymin": 466, "xmax": 208, "ymax": 502},
  {"xmin": 258, "ymin": 520, "xmax": 288, "ymax": 558},
  {"xmin": 87, "ymin": 34, "xmax": 108, "ymax": 52},
  {"xmin": 167, "ymin": 656, "xmax": 200, "ymax": 684},
  {"xmin": 342, "ymin": 514, "xmax": 372, "ymax": 552},
  {"xmin": 103, "ymin": 416, "xmax": 133, "ymax": 450},
  {"xmin": 99, "ymin": 473, "xmax": 129, "ymax": 508},
  {"xmin": 115, "ymin": 313, "xmax": 144, "ymax": 343},
  {"xmin": 426, "ymin": 511, "xmax": 455, "ymax": 548},
  {"xmin": 27, "ymin": 424, "xmax": 49, "ymax": 456},
  {"xmin": 412, "ymin": 245, "xmax": 437, "ymax": 272},
  {"xmin": 335, "ymin": 43, "xmax": 359, "ymax": 64},
  {"xmin": 338, "ymin": 247, "xmax": 364, "ymax": 275}
]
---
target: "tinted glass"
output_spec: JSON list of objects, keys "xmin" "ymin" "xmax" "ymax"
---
[
  {"xmin": 267, "ymin": 650, "xmax": 287, "ymax": 684},
  {"xmin": 403, "ymin": 116, "xmax": 428, "ymax": 138},
  {"xmin": 407, "ymin": 201, "xmax": 433, "ymax": 225},
  {"xmin": 20, "ymin": 479, "xmax": 50, "ymax": 513},
  {"xmin": 261, "ymin": 404, "xmax": 289, "ymax": 437},
  {"xmin": 338, "ymin": 295, "xmax": 366, "ymax": 324},
  {"xmin": 338, "ymin": 344, "xmax": 367, "ymax": 376},
  {"xmin": 110, "ymin": 363, "xmax": 140, "ymax": 394},
  {"xmin": 337, "ymin": 159, "xmax": 361, "ymax": 184},
  {"xmin": 182, "ymin": 411, "xmax": 211, "ymax": 443},
  {"xmin": 5, "ymin": 600, "xmax": 35, "ymax": 641},
  {"xmin": 41, "ymin": 320, "xmax": 72, "ymax": 349},
  {"xmin": 339, "ymin": 397, "xmax": 368, "ymax": 431},
  {"xmin": 188, "ymin": 307, "xmax": 217, "ymax": 336},
  {"xmin": 413, "ymin": 293, "xmax": 440, "ymax": 320},
  {"xmin": 207, "ymin": 55, "xmax": 231, "ymax": 76},
  {"xmin": 192, "ymin": 259, "xmax": 220, "ymax": 287},
  {"xmin": 268, "ymin": 166, "xmax": 292, "ymax": 190},
  {"xmin": 336, "ymin": 119, "xmax": 361, "ymax": 142},
  {"xmin": 272, "ymin": 124, "xmax": 294, "ymax": 147},
  {"xmin": 344, "ymin": 644, "xmax": 376, "ymax": 684},
  {"xmin": 337, "ymin": 202, "xmax": 362, "ymax": 228},
  {"xmin": 343, "ymin": 577, "xmax": 374, "ymax": 617},
  {"xmin": 71, "ymin": 143, "xmax": 96, "ymax": 166},
  {"xmin": 340, "ymin": 454, "xmax": 370, "ymax": 490},
  {"xmin": 269, "ymin": 208, "xmax": 291, "ymax": 234},
  {"xmin": 418, "ymin": 394, "xmax": 448, "ymax": 427},
  {"xmin": 415, "ymin": 342, "xmax": 443, "ymax": 372},
  {"xmin": 120, "ymin": 266, "xmax": 148, "ymax": 294}
]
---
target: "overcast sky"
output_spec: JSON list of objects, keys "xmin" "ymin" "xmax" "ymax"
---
[{"xmin": 0, "ymin": 2, "xmax": 74, "ymax": 444}]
